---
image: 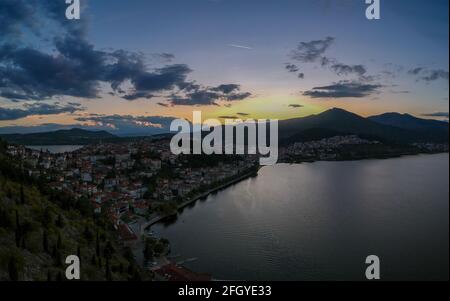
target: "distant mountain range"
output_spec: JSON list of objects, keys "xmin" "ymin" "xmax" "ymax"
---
[
  {"xmin": 0, "ymin": 109, "xmax": 448, "ymax": 145},
  {"xmin": 278, "ymin": 108, "xmax": 448, "ymax": 145},
  {"xmin": 0, "ymin": 128, "xmax": 118, "ymax": 145}
]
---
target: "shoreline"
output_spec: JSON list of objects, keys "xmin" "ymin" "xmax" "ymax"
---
[{"xmin": 140, "ymin": 167, "xmax": 259, "ymax": 233}]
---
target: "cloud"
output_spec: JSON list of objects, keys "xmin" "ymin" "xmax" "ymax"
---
[
  {"xmin": 236, "ymin": 112, "xmax": 250, "ymax": 116},
  {"xmin": 0, "ymin": 114, "xmax": 178, "ymax": 136},
  {"xmin": 229, "ymin": 44, "xmax": 253, "ymax": 50},
  {"xmin": 329, "ymin": 63, "xmax": 367, "ymax": 77},
  {"xmin": 153, "ymin": 53, "xmax": 175, "ymax": 62},
  {"xmin": 408, "ymin": 67, "xmax": 424, "ymax": 75},
  {"xmin": 290, "ymin": 37, "xmax": 334, "ymax": 63},
  {"xmin": 170, "ymin": 84, "xmax": 251, "ymax": 106},
  {"xmin": 0, "ymin": 102, "xmax": 84, "ymax": 121},
  {"xmin": 157, "ymin": 102, "xmax": 170, "ymax": 107},
  {"xmin": 218, "ymin": 115, "xmax": 238, "ymax": 119},
  {"xmin": 0, "ymin": 1, "xmax": 250, "ymax": 106},
  {"xmin": 303, "ymin": 81, "xmax": 383, "ymax": 98},
  {"xmin": 288, "ymin": 104, "xmax": 303, "ymax": 108},
  {"xmin": 421, "ymin": 112, "xmax": 449, "ymax": 118},
  {"xmin": 74, "ymin": 115, "xmax": 178, "ymax": 135},
  {"xmin": 421, "ymin": 70, "xmax": 449, "ymax": 82},
  {"xmin": 287, "ymin": 37, "xmax": 368, "ymax": 79},
  {"xmin": 0, "ymin": 0, "xmax": 37, "ymax": 38},
  {"xmin": 285, "ymin": 63, "xmax": 299, "ymax": 73},
  {"xmin": 122, "ymin": 92, "xmax": 155, "ymax": 101},
  {"xmin": 408, "ymin": 67, "xmax": 449, "ymax": 82}
]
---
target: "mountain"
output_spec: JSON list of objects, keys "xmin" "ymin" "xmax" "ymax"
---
[
  {"xmin": 0, "ymin": 128, "xmax": 118, "ymax": 145},
  {"xmin": 368, "ymin": 112, "xmax": 449, "ymax": 130},
  {"xmin": 278, "ymin": 108, "xmax": 449, "ymax": 144}
]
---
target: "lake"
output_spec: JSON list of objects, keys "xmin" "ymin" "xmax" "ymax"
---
[
  {"xmin": 151, "ymin": 154, "xmax": 449, "ymax": 280},
  {"xmin": 26, "ymin": 145, "xmax": 84, "ymax": 153}
]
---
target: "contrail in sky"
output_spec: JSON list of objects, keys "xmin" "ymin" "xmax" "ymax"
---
[{"xmin": 229, "ymin": 44, "xmax": 253, "ymax": 50}]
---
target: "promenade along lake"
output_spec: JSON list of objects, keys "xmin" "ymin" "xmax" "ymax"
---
[
  {"xmin": 26, "ymin": 145, "xmax": 84, "ymax": 153},
  {"xmin": 151, "ymin": 154, "xmax": 449, "ymax": 280}
]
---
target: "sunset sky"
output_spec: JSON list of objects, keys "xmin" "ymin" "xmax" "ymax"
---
[{"xmin": 0, "ymin": 0, "xmax": 448, "ymax": 135}]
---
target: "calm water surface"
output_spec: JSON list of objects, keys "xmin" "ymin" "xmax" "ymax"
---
[{"xmin": 152, "ymin": 154, "xmax": 449, "ymax": 280}]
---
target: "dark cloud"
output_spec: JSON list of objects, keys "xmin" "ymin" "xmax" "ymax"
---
[
  {"xmin": 421, "ymin": 112, "xmax": 449, "ymax": 118},
  {"xmin": 390, "ymin": 90, "xmax": 410, "ymax": 94},
  {"xmin": 285, "ymin": 63, "xmax": 299, "ymax": 73},
  {"xmin": 288, "ymin": 104, "xmax": 303, "ymax": 108},
  {"xmin": 0, "ymin": 1, "xmax": 250, "ymax": 106},
  {"xmin": 211, "ymin": 84, "xmax": 240, "ymax": 94},
  {"xmin": 0, "ymin": 102, "xmax": 84, "ymax": 121},
  {"xmin": 408, "ymin": 67, "xmax": 424, "ymax": 75},
  {"xmin": 287, "ymin": 37, "xmax": 368, "ymax": 79},
  {"xmin": 218, "ymin": 115, "xmax": 238, "ymax": 119},
  {"xmin": 408, "ymin": 67, "xmax": 449, "ymax": 82},
  {"xmin": 157, "ymin": 102, "xmax": 170, "ymax": 107},
  {"xmin": 0, "ymin": 0, "xmax": 37, "ymax": 37},
  {"xmin": 290, "ymin": 37, "xmax": 334, "ymax": 63},
  {"xmin": 330, "ymin": 63, "xmax": 367, "ymax": 77},
  {"xmin": 236, "ymin": 112, "xmax": 250, "ymax": 116},
  {"xmin": 122, "ymin": 92, "xmax": 155, "ymax": 101},
  {"xmin": 303, "ymin": 81, "xmax": 383, "ymax": 98},
  {"xmin": 421, "ymin": 69, "xmax": 449, "ymax": 82},
  {"xmin": 131, "ymin": 64, "xmax": 192, "ymax": 92},
  {"xmin": 170, "ymin": 84, "xmax": 251, "ymax": 106},
  {"xmin": 154, "ymin": 53, "xmax": 175, "ymax": 62}
]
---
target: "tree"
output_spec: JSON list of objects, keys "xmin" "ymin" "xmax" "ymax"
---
[
  {"xmin": 20, "ymin": 184, "xmax": 25, "ymax": 205},
  {"xmin": 41, "ymin": 207, "xmax": 52, "ymax": 228},
  {"xmin": 8, "ymin": 256, "xmax": 19, "ymax": 281},
  {"xmin": 43, "ymin": 230, "xmax": 49, "ymax": 253},
  {"xmin": 53, "ymin": 246, "xmax": 62, "ymax": 267},
  {"xmin": 103, "ymin": 241, "xmax": 114, "ymax": 260},
  {"xmin": 47, "ymin": 270, "xmax": 52, "ymax": 281},
  {"xmin": 95, "ymin": 231, "xmax": 100, "ymax": 257},
  {"xmin": 57, "ymin": 233, "xmax": 63, "ymax": 249},
  {"xmin": 56, "ymin": 271, "xmax": 63, "ymax": 281},
  {"xmin": 105, "ymin": 258, "xmax": 112, "ymax": 281},
  {"xmin": 56, "ymin": 214, "xmax": 65, "ymax": 228},
  {"xmin": 83, "ymin": 226, "xmax": 93, "ymax": 242}
]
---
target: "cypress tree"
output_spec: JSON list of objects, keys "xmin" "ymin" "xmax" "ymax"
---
[
  {"xmin": 57, "ymin": 233, "xmax": 63, "ymax": 249},
  {"xmin": 56, "ymin": 214, "xmax": 64, "ymax": 228},
  {"xmin": 95, "ymin": 231, "xmax": 100, "ymax": 257},
  {"xmin": 105, "ymin": 258, "xmax": 112, "ymax": 281},
  {"xmin": 8, "ymin": 256, "xmax": 19, "ymax": 281},
  {"xmin": 43, "ymin": 230, "xmax": 49, "ymax": 253},
  {"xmin": 20, "ymin": 184, "xmax": 25, "ymax": 205},
  {"xmin": 56, "ymin": 271, "xmax": 63, "ymax": 281}
]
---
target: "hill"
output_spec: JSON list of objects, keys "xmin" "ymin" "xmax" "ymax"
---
[
  {"xmin": 0, "ymin": 128, "xmax": 117, "ymax": 146},
  {"xmin": 0, "ymin": 139, "xmax": 150, "ymax": 281},
  {"xmin": 278, "ymin": 108, "xmax": 449, "ymax": 144},
  {"xmin": 368, "ymin": 112, "xmax": 449, "ymax": 130}
]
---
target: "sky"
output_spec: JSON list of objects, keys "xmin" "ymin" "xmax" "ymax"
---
[{"xmin": 0, "ymin": 0, "xmax": 448, "ymax": 135}]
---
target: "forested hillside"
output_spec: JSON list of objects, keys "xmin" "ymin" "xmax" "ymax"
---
[{"xmin": 0, "ymin": 139, "xmax": 150, "ymax": 281}]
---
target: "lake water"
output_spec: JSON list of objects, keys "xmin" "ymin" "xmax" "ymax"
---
[
  {"xmin": 151, "ymin": 154, "xmax": 449, "ymax": 280},
  {"xmin": 26, "ymin": 145, "xmax": 84, "ymax": 153}
]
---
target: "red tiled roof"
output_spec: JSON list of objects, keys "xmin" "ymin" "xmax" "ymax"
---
[
  {"xmin": 117, "ymin": 224, "xmax": 137, "ymax": 241},
  {"xmin": 155, "ymin": 263, "xmax": 211, "ymax": 281}
]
